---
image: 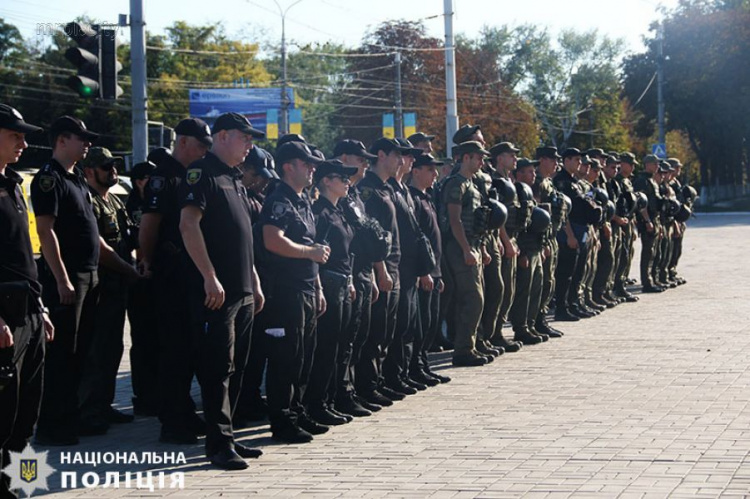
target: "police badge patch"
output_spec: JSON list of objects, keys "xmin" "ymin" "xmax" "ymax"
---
[
  {"xmin": 38, "ymin": 175, "xmax": 55, "ymax": 193},
  {"xmin": 360, "ymin": 187, "xmax": 373, "ymax": 201},
  {"xmin": 271, "ymin": 202, "xmax": 288, "ymax": 218},
  {"xmin": 186, "ymin": 169, "xmax": 202, "ymax": 185},
  {"xmin": 149, "ymin": 176, "xmax": 165, "ymax": 192}
]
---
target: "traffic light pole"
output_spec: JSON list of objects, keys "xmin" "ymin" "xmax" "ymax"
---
[{"xmin": 130, "ymin": 0, "xmax": 148, "ymax": 163}]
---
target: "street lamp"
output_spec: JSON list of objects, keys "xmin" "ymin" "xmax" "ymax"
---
[{"xmin": 272, "ymin": 0, "xmax": 303, "ymax": 136}]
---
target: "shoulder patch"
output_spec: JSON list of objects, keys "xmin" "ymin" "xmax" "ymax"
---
[
  {"xmin": 186, "ymin": 169, "xmax": 202, "ymax": 185},
  {"xmin": 149, "ymin": 176, "xmax": 165, "ymax": 192},
  {"xmin": 271, "ymin": 201, "xmax": 289, "ymax": 218},
  {"xmin": 360, "ymin": 187, "xmax": 373, "ymax": 202},
  {"xmin": 39, "ymin": 175, "xmax": 55, "ymax": 193}
]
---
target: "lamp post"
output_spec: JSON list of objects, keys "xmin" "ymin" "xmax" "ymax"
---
[{"xmin": 272, "ymin": 0, "xmax": 303, "ymax": 136}]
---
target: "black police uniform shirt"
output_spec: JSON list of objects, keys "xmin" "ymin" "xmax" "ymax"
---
[
  {"xmin": 341, "ymin": 187, "xmax": 373, "ymax": 283},
  {"xmin": 180, "ymin": 151, "xmax": 255, "ymax": 297},
  {"xmin": 142, "ymin": 149, "xmax": 186, "ymax": 265},
  {"xmin": 258, "ymin": 180, "xmax": 318, "ymax": 295},
  {"xmin": 408, "ymin": 185, "xmax": 442, "ymax": 280},
  {"xmin": 0, "ymin": 167, "xmax": 42, "ymax": 307},
  {"xmin": 313, "ymin": 196, "xmax": 354, "ymax": 277},
  {"xmin": 30, "ymin": 159, "xmax": 100, "ymax": 273},
  {"xmin": 553, "ymin": 169, "xmax": 588, "ymax": 226},
  {"xmin": 358, "ymin": 171, "xmax": 401, "ymax": 284},
  {"xmin": 246, "ymin": 189, "xmax": 264, "ymax": 225},
  {"xmin": 387, "ymin": 178, "xmax": 420, "ymax": 280}
]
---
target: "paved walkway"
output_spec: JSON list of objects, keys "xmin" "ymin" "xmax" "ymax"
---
[{"xmin": 33, "ymin": 213, "xmax": 750, "ymax": 498}]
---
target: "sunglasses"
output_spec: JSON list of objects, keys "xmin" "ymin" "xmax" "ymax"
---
[
  {"xmin": 326, "ymin": 174, "xmax": 350, "ymax": 182},
  {"xmin": 97, "ymin": 162, "xmax": 117, "ymax": 171}
]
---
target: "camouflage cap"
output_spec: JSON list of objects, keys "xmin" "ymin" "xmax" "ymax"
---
[
  {"xmin": 453, "ymin": 140, "xmax": 490, "ymax": 157},
  {"xmin": 515, "ymin": 157, "xmax": 540, "ymax": 169},
  {"xmin": 643, "ymin": 154, "xmax": 659, "ymax": 164},
  {"xmin": 619, "ymin": 152, "xmax": 638, "ymax": 165},
  {"xmin": 81, "ymin": 147, "xmax": 122, "ymax": 169},
  {"xmin": 667, "ymin": 157, "xmax": 683, "ymax": 168}
]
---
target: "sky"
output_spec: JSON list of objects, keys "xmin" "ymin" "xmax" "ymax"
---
[{"xmin": 4, "ymin": 0, "xmax": 678, "ymax": 56}]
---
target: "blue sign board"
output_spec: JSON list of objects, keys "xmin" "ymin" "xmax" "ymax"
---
[
  {"xmin": 188, "ymin": 88, "xmax": 295, "ymax": 133},
  {"xmin": 651, "ymin": 143, "xmax": 667, "ymax": 159}
]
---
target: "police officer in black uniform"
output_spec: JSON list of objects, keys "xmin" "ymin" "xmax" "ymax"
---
[
  {"xmin": 0, "ymin": 105, "xmax": 53, "ymax": 499},
  {"xmin": 256, "ymin": 141, "xmax": 329, "ymax": 444},
  {"xmin": 139, "ymin": 117, "xmax": 212, "ymax": 443},
  {"xmin": 179, "ymin": 112, "xmax": 265, "ymax": 469},
  {"xmin": 31, "ymin": 116, "xmax": 102, "ymax": 446}
]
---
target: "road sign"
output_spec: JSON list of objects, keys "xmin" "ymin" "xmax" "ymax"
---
[{"xmin": 652, "ymin": 143, "xmax": 667, "ymax": 159}]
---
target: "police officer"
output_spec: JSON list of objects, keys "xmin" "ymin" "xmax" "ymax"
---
[
  {"xmin": 124, "ymin": 160, "xmax": 160, "ymax": 416},
  {"xmin": 667, "ymin": 158, "xmax": 688, "ymax": 285},
  {"xmin": 331, "ymin": 139, "xmax": 383, "ymax": 417},
  {"xmin": 304, "ymin": 160, "xmax": 358, "ymax": 426},
  {"xmin": 31, "ymin": 116, "xmax": 102, "ymax": 445},
  {"xmin": 179, "ymin": 112, "xmax": 265, "ymax": 469},
  {"xmin": 533, "ymin": 146, "xmax": 566, "ymax": 338},
  {"xmin": 633, "ymin": 154, "xmax": 664, "ymax": 293},
  {"xmin": 593, "ymin": 154, "xmax": 625, "ymax": 306},
  {"xmin": 239, "ymin": 146, "xmax": 277, "ymax": 225},
  {"xmin": 0, "ymin": 105, "xmax": 53, "ymax": 499},
  {"xmin": 408, "ymin": 153, "xmax": 451, "ymax": 385},
  {"xmin": 256, "ymin": 141, "xmax": 328, "ymax": 444},
  {"xmin": 355, "ymin": 138, "xmax": 408, "ymax": 406},
  {"xmin": 613, "ymin": 152, "xmax": 639, "ymax": 301},
  {"xmin": 78, "ymin": 148, "xmax": 141, "ymax": 435},
  {"xmin": 139, "ymin": 117, "xmax": 212, "ymax": 443},
  {"xmin": 440, "ymin": 141, "xmax": 491, "ymax": 367}
]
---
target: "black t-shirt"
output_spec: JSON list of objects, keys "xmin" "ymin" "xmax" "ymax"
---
[
  {"xmin": 358, "ymin": 171, "xmax": 400, "ymax": 284},
  {"xmin": 142, "ymin": 149, "xmax": 185, "ymax": 267},
  {"xmin": 388, "ymin": 178, "xmax": 419, "ymax": 279},
  {"xmin": 0, "ymin": 167, "xmax": 42, "ymax": 309},
  {"xmin": 258, "ymin": 181, "xmax": 318, "ymax": 295},
  {"xmin": 30, "ymin": 159, "xmax": 100, "ymax": 273},
  {"xmin": 409, "ymin": 185, "xmax": 442, "ymax": 279},
  {"xmin": 313, "ymin": 196, "xmax": 354, "ymax": 277},
  {"xmin": 246, "ymin": 189, "xmax": 264, "ymax": 225},
  {"xmin": 180, "ymin": 152, "xmax": 255, "ymax": 297}
]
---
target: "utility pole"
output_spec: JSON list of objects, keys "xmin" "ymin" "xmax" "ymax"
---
[
  {"xmin": 273, "ymin": 0, "xmax": 303, "ymax": 136},
  {"xmin": 443, "ymin": 0, "xmax": 458, "ymax": 157},
  {"xmin": 394, "ymin": 51, "xmax": 403, "ymax": 138},
  {"xmin": 129, "ymin": 0, "xmax": 148, "ymax": 163},
  {"xmin": 657, "ymin": 22, "xmax": 666, "ymax": 148}
]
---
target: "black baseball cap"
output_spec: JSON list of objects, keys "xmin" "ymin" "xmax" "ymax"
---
[
  {"xmin": 174, "ymin": 118, "xmax": 213, "ymax": 146},
  {"xmin": 395, "ymin": 138, "xmax": 423, "ymax": 157},
  {"xmin": 130, "ymin": 160, "xmax": 156, "ymax": 180},
  {"xmin": 412, "ymin": 153, "xmax": 444, "ymax": 168},
  {"xmin": 275, "ymin": 141, "xmax": 324, "ymax": 166},
  {"xmin": 535, "ymin": 146, "xmax": 562, "ymax": 160},
  {"xmin": 277, "ymin": 133, "xmax": 307, "ymax": 147},
  {"xmin": 452, "ymin": 124, "xmax": 481, "ymax": 145},
  {"xmin": 333, "ymin": 139, "xmax": 377, "ymax": 159},
  {"xmin": 50, "ymin": 115, "xmax": 98, "ymax": 142},
  {"xmin": 243, "ymin": 146, "xmax": 278, "ymax": 179},
  {"xmin": 489, "ymin": 142, "xmax": 521, "ymax": 157},
  {"xmin": 369, "ymin": 137, "xmax": 412, "ymax": 156},
  {"xmin": 0, "ymin": 104, "xmax": 42, "ymax": 134},
  {"xmin": 211, "ymin": 112, "xmax": 265, "ymax": 138},
  {"xmin": 407, "ymin": 132, "xmax": 436, "ymax": 144},
  {"xmin": 313, "ymin": 159, "xmax": 359, "ymax": 184},
  {"xmin": 561, "ymin": 147, "xmax": 583, "ymax": 158}
]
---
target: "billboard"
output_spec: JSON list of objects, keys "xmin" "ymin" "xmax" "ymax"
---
[{"xmin": 188, "ymin": 87, "xmax": 295, "ymax": 133}]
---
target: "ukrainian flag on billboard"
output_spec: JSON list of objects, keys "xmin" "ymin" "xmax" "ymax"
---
[
  {"xmin": 266, "ymin": 109, "xmax": 279, "ymax": 140},
  {"xmin": 404, "ymin": 113, "xmax": 417, "ymax": 138},
  {"xmin": 382, "ymin": 113, "xmax": 395, "ymax": 139},
  {"xmin": 289, "ymin": 109, "xmax": 302, "ymax": 135}
]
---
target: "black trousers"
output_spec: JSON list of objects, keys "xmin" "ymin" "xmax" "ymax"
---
[
  {"xmin": 338, "ymin": 275, "xmax": 372, "ymax": 401},
  {"xmin": 127, "ymin": 276, "xmax": 159, "ymax": 413},
  {"xmin": 1, "ymin": 312, "xmax": 44, "ymax": 498},
  {"xmin": 37, "ymin": 269, "xmax": 98, "ymax": 438},
  {"xmin": 384, "ymin": 277, "xmax": 417, "ymax": 385},
  {"xmin": 190, "ymin": 293, "xmax": 254, "ymax": 456},
  {"xmin": 262, "ymin": 286, "xmax": 317, "ymax": 430},
  {"xmin": 411, "ymin": 280, "xmax": 440, "ymax": 375},
  {"xmin": 237, "ymin": 320, "xmax": 269, "ymax": 414},
  {"xmin": 554, "ymin": 235, "xmax": 580, "ymax": 313},
  {"xmin": 79, "ymin": 271, "xmax": 128, "ymax": 423},
  {"xmin": 356, "ymin": 286, "xmax": 399, "ymax": 395},
  {"xmin": 305, "ymin": 274, "xmax": 351, "ymax": 409},
  {"xmin": 155, "ymin": 267, "xmax": 197, "ymax": 432}
]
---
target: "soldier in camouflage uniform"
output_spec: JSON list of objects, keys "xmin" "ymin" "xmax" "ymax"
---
[
  {"xmin": 633, "ymin": 154, "xmax": 664, "ymax": 293},
  {"xmin": 613, "ymin": 153, "xmax": 639, "ymax": 300},
  {"xmin": 667, "ymin": 158, "xmax": 689, "ymax": 285}
]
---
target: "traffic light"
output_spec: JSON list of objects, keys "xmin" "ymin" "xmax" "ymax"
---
[
  {"xmin": 100, "ymin": 29, "xmax": 123, "ymax": 99},
  {"xmin": 64, "ymin": 22, "xmax": 100, "ymax": 98},
  {"xmin": 64, "ymin": 22, "xmax": 123, "ymax": 100}
]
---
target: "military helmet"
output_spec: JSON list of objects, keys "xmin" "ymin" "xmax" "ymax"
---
[
  {"xmin": 492, "ymin": 177, "xmax": 517, "ymax": 206},
  {"xmin": 486, "ymin": 198, "xmax": 508, "ymax": 230},
  {"xmin": 664, "ymin": 198, "xmax": 682, "ymax": 217},
  {"xmin": 616, "ymin": 191, "xmax": 636, "ymax": 217},
  {"xmin": 682, "ymin": 185, "xmax": 698, "ymax": 204},
  {"xmin": 675, "ymin": 203, "xmax": 692, "ymax": 222},
  {"xmin": 592, "ymin": 187, "xmax": 609, "ymax": 206},
  {"xmin": 605, "ymin": 200, "xmax": 616, "ymax": 221},
  {"xmin": 515, "ymin": 182, "xmax": 534, "ymax": 203},
  {"xmin": 528, "ymin": 206, "xmax": 551, "ymax": 234},
  {"xmin": 635, "ymin": 191, "xmax": 648, "ymax": 211},
  {"xmin": 561, "ymin": 193, "xmax": 572, "ymax": 214}
]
